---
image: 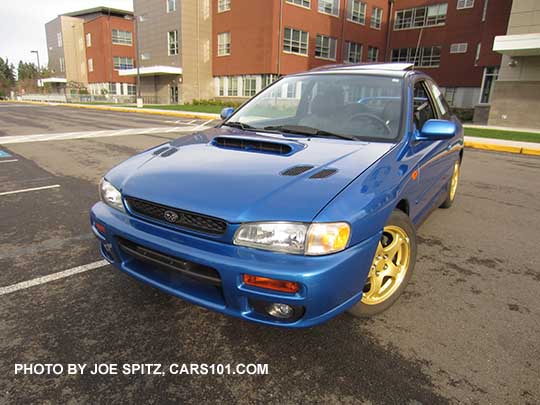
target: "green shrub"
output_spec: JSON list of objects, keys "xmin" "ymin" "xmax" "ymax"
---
[{"xmin": 451, "ymin": 108, "xmax": 474, "ymax": 123}]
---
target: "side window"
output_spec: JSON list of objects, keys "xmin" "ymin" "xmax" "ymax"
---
[
  {"xmin": 426, "ymin": 80, "xmax": 451, "ymax": 119},
  {"xmin": 413, "ymin": 81, "xmax": 436, "ymax": 130}
]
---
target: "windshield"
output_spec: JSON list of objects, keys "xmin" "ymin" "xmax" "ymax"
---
[{"xmin": 226, "ymin": 74, "xmax": 404, "ymax": 141}]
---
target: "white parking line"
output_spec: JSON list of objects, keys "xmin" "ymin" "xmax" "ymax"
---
[
  {"xmin": 0, "ymin": 125, "xmax": 213, "ymax": 145},
  {"xmin": 0, "ymin": 159, "xmax": 18, "ymax": 163},
  {"xmin": 0, "ymin": 260, "xmax": 108, "ymax": 296},
  {"xmin": 0, "ymin": 184, "xmax": 60, "ymax": 196}
]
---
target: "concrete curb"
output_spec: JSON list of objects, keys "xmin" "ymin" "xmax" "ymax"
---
[
  {"xmin": 1, "ymin": 100, "xmax": 220, "ymax": 121},
  {"xmin": 464, "ymin": 140, "xmax": 540, "ymax": 156}
]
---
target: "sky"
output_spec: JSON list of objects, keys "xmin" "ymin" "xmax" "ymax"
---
[{"xmin": 0, "ymin": 0, "xmax": 133, "ymax": 68}]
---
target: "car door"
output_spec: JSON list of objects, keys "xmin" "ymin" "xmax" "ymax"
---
[{"xmin": 408, "ymin": 79, "xmax": 452, "ymax": 218}]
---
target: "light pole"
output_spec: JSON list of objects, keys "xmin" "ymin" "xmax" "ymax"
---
[
  {"xmin": 135, "ymin": 15, "xmax": 143, "ymax": 107},
  {"xmin": 31, "ymin": 50, "xmax": 41, "ymax": 90}
]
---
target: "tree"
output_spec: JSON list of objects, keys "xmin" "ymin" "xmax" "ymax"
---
[
  {"xmin": 0, "ymin": 57, "xmax": 15, "ymax": 97},
  {"xmin": 17, "ymin": 61, "xmax": 42, "ymax": 94}
]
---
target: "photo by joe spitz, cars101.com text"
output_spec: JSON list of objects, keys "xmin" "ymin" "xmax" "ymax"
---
[{"xmin": 92, "ymin": 63, "xmax": 464, "ymax": 327}]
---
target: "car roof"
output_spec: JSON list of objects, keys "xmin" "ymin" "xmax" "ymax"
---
[{"xmin": 294, "ymin": 63, "xmax": 417, "ymax": 78}]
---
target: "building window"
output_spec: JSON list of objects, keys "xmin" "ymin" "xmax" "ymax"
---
[
  {"xmin": 113, "ymin": 56, "xmax": 134, "ymax": 70},
  {"xmin": 287, "ymin": 0, "xmax": 310, "ymax": 8},
  {"xmin": 283, "ymin": 27, "xmax": 309, "ymax": 55},
  {"xmin": 262, "ymin": 74, "xmax": 279, "ymax": 88},
  {"xmin": 86, "ymin": 33, "xmax": 92, "ymax": 47},
  {"xmin": 218, "ymin": 77, "xmax": 225, "ymax": 96},
  {"xmin": 112, "ymin": 29, "xmax": 132, "ymax": 46},
  {"xmin": 127, "ymin": 84, "xmax": 137, "ymax": 95},
  {"xmin": 168, "ymin": 30, "xmax": 179, "ymax": 55},
  {"xmin": 450, "ymin": 43, "xmax": 468, "ymax": 53},
  {"xmin": 315, "ymin": 34, "xmax": 337, "ymax": 60},
  {"xmin": 348, "ymin": 0, "xmax": 366, "ymax": 24},
  {"xmin": 395, "ymin": 3, "xmax": 447, "ymax": 30},
  {"xmin": 243, "ymin": 76, "xmax": 257, "ymax": 97},
  {"xmin": 370, "ymin": 7, "xmax": 383, "ymax": 29},
  {"xmin": 457, "ymin": 0, "xmax": 474, "ymax": 9},
  {"xmin": 426, "ymin": 4, "xmax": 448, "ymax": 25},
  {"xmin": 218, "ymin": 0, "xmax": 231, "ymax": 12},
  {"xmin": 59, "ymin": 57, "xmax": 65, "ymax": 72},
  {"xmin": 479, "ymin": 67, "xmax": 498, "ymax": 104},
  {"xmin": 345, "ymin": 41, "xmax": 362, "ymax": 63},
  {"xmin": 228, "ymin": 77, "xmax": 238, "ymax": 96},
  {"xmin": 391, "ymin": 46, "xmax": 441, "ymax": 67},
  {"xmin": 87, "ymin": 58, "xmax": 93, "ymax": 72},
  {"xmin": 217, "ymin": 32, "xmax": 231, "ymax": 56},
  {"xmin": 318, "ymin": 0, "xmax": 339, "ymax": 17},
  {"xmin": 167, "ymin": 0, "xmax": 176, "ymax": 12},
  {"xmin": 108, "ymin": 83, "xmax": 117, "ymax": 95},
  {"xmin": 475, "ymin": 42, "xmax": 481, "ymax": 65},
  {"xmin": 482, "ymin": 0, "xmax": 488, "ymax": 21},
  {"xmin": 367, "ymin": 46, "xmax": 379, "ymax": 62},
  {"xmin": 57, "ymin": 32, "xmax": 63, "ymax": 47}
]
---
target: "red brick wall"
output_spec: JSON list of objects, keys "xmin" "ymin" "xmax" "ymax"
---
[
  {"xmin": 388, "ymin": 0, "xmax": 511, "ymax": 87},
  {"xmin": 212, "ymin": 0, "xmax": 390, "ymax": 76},
  {"xmin": 84, "ymin": 16, "xmax": 136, "ymax": 84}
]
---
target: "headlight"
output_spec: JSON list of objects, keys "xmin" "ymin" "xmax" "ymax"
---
[
  {"xmin": 233, "ymin": 222, "xmax": 350, "ymax": 255},
  {"xmin": 99, "ymin": 178, "xmax": 125, "ymax": 212}
]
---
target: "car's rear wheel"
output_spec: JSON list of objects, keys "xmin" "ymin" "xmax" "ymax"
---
[
  {"xmin": 348, "ymin": 209, "xmax": 416, "ymax": 318},
  {"xmin": 440, "ymin": 160, "xmax": 460, "ymax": 209}
]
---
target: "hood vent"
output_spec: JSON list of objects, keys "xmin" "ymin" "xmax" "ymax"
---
[
  {"xmin": 213, "ymin": 136, "xmax": 293, "ymax": 155},
  {"xmin": 160, "ymin": 147, "xmax": 178, "ymax": 157},
  {"xmin": 281, "ymin": 165, "xmax": 314, "ymax": 176},
  {"xmin": 153, "ymin": 146, "xmax": 170, "ymax": 155},
  {"xmin": 310, "ymin": 168, "xmax": 338, "ymax": 179}
]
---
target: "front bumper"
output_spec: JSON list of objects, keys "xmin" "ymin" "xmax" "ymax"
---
[{"xmin": 90, "ymin": 202, "xmax": 380, "ymax": 327}]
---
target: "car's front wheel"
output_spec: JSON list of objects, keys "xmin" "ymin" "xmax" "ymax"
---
[{"xmin": 348, "ymin": 209, "xmax": 417, "ymax": 318}]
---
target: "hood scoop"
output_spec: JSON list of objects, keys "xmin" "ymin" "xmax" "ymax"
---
[{"xmin": 212, "ymin": 136, "xmax": 302, "ymax": 156}]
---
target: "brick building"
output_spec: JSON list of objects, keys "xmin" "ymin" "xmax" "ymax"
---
[
  {"xmin": 45, "ymin": 7, "xmax": 136, "ymax": 97},
  {"xmin": 212, "ymin": 0, "xmax": 512, "ymax": 114}
]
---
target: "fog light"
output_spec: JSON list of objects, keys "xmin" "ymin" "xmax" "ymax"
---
[{"xmin": 266, "ymin": 303, "xmax": 294, "ymax": 319}]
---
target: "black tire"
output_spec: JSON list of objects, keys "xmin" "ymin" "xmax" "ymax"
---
[
  {"xmin": 347, "ymin": 209, "xmax": 417, "ymax": 318},
  {"xmin": 440, "ymin": 159, "xmax": 461, "ymax": 209}
]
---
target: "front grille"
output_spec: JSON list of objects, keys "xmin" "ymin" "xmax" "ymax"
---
[
  {"xmin": 117, "ymin": 237, "xmax": 221, "ymax": 286},
  {"xmin": 125, "ymin": 196, "xmax": 227, "ymax": 235}
]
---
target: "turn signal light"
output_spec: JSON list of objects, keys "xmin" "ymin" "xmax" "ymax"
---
[
  {"xmin": 243, "ymin": 274, "xmax": 300, "ymax": 293},
  {"xmin": 95, "ymin": 222, "xmax": 106, "ymax": 235}
]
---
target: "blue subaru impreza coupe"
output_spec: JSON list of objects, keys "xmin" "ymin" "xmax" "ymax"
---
[{"xmin": 91, "ymin": 63, "xmax": 463, "ymax": 327}]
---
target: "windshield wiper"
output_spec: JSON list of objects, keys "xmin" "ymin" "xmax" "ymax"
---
[
  {"xmin": 223, "ymin": 121, "xmax": 259, "ymax": 131},
  {"xmin": 263, "ymin": 125, "xmax": 356, "ymax": 141}
]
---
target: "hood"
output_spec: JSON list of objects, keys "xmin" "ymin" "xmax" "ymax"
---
[{"xmin": 107, "ymin": 127, "xmax": 394, "ymax": 224}]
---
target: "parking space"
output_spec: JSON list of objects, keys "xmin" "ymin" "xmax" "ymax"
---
[{"xmin": 0, "ymin": 103, "xmax": 539, "ymax": 403}]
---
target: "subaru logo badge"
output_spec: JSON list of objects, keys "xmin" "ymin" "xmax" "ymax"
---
[{"xmin": 163, "ymin": 210, "xmax": 179, "ymax": 223}]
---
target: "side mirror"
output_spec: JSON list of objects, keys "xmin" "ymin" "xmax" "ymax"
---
[
  {"xmin": 220, "ymin": 107, "xmax": 235, "ymax": 121},
  {"xmin": 416, "ymin": 119, "xmax": 456, "ymax": 141}
]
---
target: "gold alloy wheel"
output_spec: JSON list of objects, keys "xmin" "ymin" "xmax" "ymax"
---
[
  {"xmin": 449, "ymin": 161, "xmax": 460, "ymax": 201},
  {"xmin": 361, "ymin": 226, "xmax": 411, "ymax": 306}
]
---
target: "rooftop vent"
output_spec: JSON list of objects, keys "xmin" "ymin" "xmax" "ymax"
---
[
  {"xmin": 213, "ymin": 136, "xmax": 293, "ymax": 155},
  {"xmin": 310, "ymin": 168, "xmax": 338, "ymax": 179},
  {"xmin": 280, "ymin": 165, "xmax": 314, "ymax": 176},
  {"xmin": 152, "ymin": 146, "xmax": 170, "ymax": 155}
]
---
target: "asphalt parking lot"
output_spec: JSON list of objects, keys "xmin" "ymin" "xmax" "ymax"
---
[{"xmin": 0, "ymin": 103, "xmax": 539, "ymax": 404}]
